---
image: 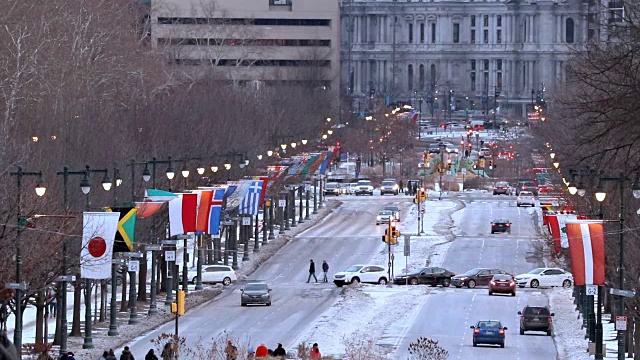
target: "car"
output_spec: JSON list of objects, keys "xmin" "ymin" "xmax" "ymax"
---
[
  {"xmin": 333, "ymin": 264, "xmax": 388, "ymax": 287},
  {"xmin": 493, "ymin": 181, "xmax": 510, "ymax": 195},
  {"xmin": 518, "ymin": 306, "xmax": 554, "ymax": 335},
  {"xmin": 376, "ymin": 210, "xmax": 393, "ymax": 225},
  {"xmin": 186, "ymin": 265, "xmax": 237, "ymax": 285},
  {"xmin": 380, "ymin": 180, "xmax": 399, "ymax": 195},
  {"xmin": 324, "ymin": 182, "xmax": 341, "ymax": 196},
  {"xmin": 479, "ymin": 147, "xmax": 491, "ymax": 157},
  {"xmin": 488, "ymin": 274, "xmax": 516, "ymax": 296},
  {"xmin": 355, "ymin": 179, "xmax": 374, "ymax": 196},
  {"xmin": 451, "ymin": 268, "xmax": 508, "ymax": 288},
  {"xmin": 240, "ymin": 282, "xmax": 272, "ymax": 306},
  {"xmin": 516, "ymin": 180, "xmax": 539, "ymax": 196},
  {"xmin": 491, "ymin": 218, "xmax": 511, "ymax": 234},
  {"xmin": 348, "ymin": 182, "xmax": 359, "ymax": 195},
  {"xmin": 393, "ymin": 267, "xmax": 455, "ymax": 286},
  {"xmin": 382, "ymin": 205, "xmax": 401, "ymax": 221},
  {"xmin": 427, "ymin": 144, "xmax": 441, "ymax": 154},
  {"xmin": 471, "ymin": 320, "xmax": 507, "ymax": 348},
  {"xmin": 517, "ymin": 191, "xmax": 536, "ymax": 207},
  {"xmin": 441, "ymin": 143, "xmax": 459, "ymax": 154},
  {"xmin": 514, "ymin": 268, "xmax": 573, "ymax": 288}
]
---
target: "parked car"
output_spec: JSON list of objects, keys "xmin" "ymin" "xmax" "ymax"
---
[
  {"xmin": 380, "ymin": 180, "xmax": 399, "ymax": 195},
  {"xmin": 186, "ymin": 265, "xmax": 237, "ymax": 285},
  {"xmin": 376, "ymin": 210, "xmax": 393, "ymax": 225},
  {"xmin": 514, "ymin": 268, "xmax": 573, "ymax": 288},
  {"xmin": 348, "ymin": 182, "xmax": 359, "ymax": 195},
  {"xmin": 333, "ymin": 264, "xmax": 388, "ymax": 287},
  {"xmin": 518, "ymin": 305, "xmax": 554, "ymax": 336},
  {"xmin": 491, "ymin": 218, "xmax": 511, "ymax": 234},
  {"xmin": 493, "ymin": 181, "xmax": 510, "ymax": 195},
  {"xmin": 471, "ymin": 320, "xmax": 508, "ymax": 348},
  {"xmin": 393, "ymin": 267, "xmax": 455, "ymax": 286},
  {"xmin": 451, "ymin": 268, "xmax": 508, "ymax": 288},
  {"xmin": 488, "ymin": 274, "xmax": 516, "ymax": 296},
  {"xmin": 324, "ymin": 182, "xmax": 341, "ymax": 196},
  {"xmin": 355, "ymin": 179, "xmax": 374, "ymax": 196},
  {"xmin": 383, "ymin": 205, "xmax": 401, "ymax": 221},
  {"xmin": 240, "ymin": 282, "xmax": 272, "ymax": 306},
  {"xmin": 517, "ymin": 191, "xmax": 536, "ymax": 207}
]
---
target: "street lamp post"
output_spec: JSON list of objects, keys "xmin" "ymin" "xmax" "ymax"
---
[{"xmin": 9, "ymin": 167, "xmax": 46, "ymax": 359}]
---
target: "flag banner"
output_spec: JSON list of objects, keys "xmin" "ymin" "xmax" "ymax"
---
[
  {"xmin": 566, "ymin": 221, "xmax": 605, "ymax": 286},
  {"xmin": 144, "ymin": 189, "xmax": 177, "ymax": 202},
  {"xmin": 557, "ymin": 213, "xmax": 578, "ymax": 248},
  {"xmin": 81, "ymin": 212, "xmax": 120, "ymax": 279},
  {"xmin": 300, "ymin": 154, "xmax": 320, "ymax": 176},
  {"xmin": 135, "ymin": 201, "xmax": 165, "ymax": 219},
  {"xmin": 195, "ymin": 190, "xmax": 213, "ymax": 234},
  {"xmin": 239, "ymin": 180, "xmax": 264, "ymax": 216},
  {"xmin": 110, "ymin": 207, "xmax": 137, "ymax": 252},
  {"xmin": 208, "ymin": 189, "xmax": 225, "ymax": 235},
  {"xmin": 319, "ymin": 151, "xmax": 334, "ymax": 175},
  {"xmin": 226, "ymin": 180, "xmax": 252, "ymax": 210},
  {"xmin": 169, "ymin": 193, "xmax": 198, "ymax": 236},
  {"xmin": 546, "ymin": 214, "xmax": 561, "ymax": 252},
  {"xmin": 253, "ymin": 176, "xmax": 269, "ymax": 207},
  {"xmin": 309, "ymin": 152, "xmax": 327, "ymax": 175}
]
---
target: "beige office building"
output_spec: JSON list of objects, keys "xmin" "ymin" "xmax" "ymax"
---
[{"xmin": 150, "ymin": 0, "xmax": 340, "ymax": 90}]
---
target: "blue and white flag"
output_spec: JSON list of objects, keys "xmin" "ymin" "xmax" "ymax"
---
[
  {"xmin": 239, "ymin": 180, "xmax": 263, "ymax": 216},
  {"xmin": 208, "ymin": 189, "xmax": 226, "ymax": 236}
]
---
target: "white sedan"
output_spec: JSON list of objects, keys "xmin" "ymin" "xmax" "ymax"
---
[
  {"xmin": 515, "ymin": 268, "xmax": 573, "ymax": 288},
  {"xmin": 333, "ymin": 264, "xmax": 389, "ymax": 287},
  {"xmin": 516, "ymin": 191, "xmax": 536, "ymax": 207}
]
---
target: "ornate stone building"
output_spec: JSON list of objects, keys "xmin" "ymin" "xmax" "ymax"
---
[{"xmin": 340, "ymin": 0, "xmax": 597, "ymax": 118}]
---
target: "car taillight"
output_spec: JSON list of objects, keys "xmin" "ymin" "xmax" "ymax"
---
[
  {"xmin": 510, "ymin": 281, "xmax": 515, "ymax": 286},
  {"xmin": 490, "ymin": 281, "xmax": 496, "ymax": 286},
  {"xmin": 474, "ymin": 328, "xmax": 480, "ymax": 334},
  {"xmin": 548, "ymin": 316, "xmax": 553, "ymax": 324},
  {"xmin": 499, "ymin": 329, "xmax": 505, "ymax": 335},
  {"xmin": 491, "ymin": 223, "xmax": 495, "ymax": 226},
  {"xmin": 506, "ymin": 223, "xmax": 510, "ymax": 227}
]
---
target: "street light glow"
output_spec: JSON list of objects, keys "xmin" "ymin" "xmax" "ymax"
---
[
  {"xmin": 553, "ymin": 162, "xmax": 559, "ymax": 169},
  {"xmin": 301, "ymin": 139, "xmax": 308, "ymax": 145},
  {"xmin": 257, "ymin": 154, "xmax": 263, "ymax": 160},
  {"xmin": 281, "ymin": 144, "xmax": 287, "ymax": 150},
  {"xmin": 550, "ymin": 153, "xmax": 555, "ymax": 159},
  {"xmin": 291, "ymin": 142, "xmax": 297, "ymax": 148},
  {"xmin": 211, "ymin": 166, "xmax": 219, "ymax": 173},
  {"xmin": 267, "ymin": 150, "xmax": 273, "ymax": 156},
  {"xmin": 197, "ymin": 166, "xmax": 205, "ymax": 175},
  {"xmin": 35, "ymin": 182, "xmax": 46, "ymax": 196}
]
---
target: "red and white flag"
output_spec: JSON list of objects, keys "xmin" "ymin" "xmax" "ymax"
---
[
  {"xmin": 81, "ymin": 212, "xmax": 120, "ymax": 279},
  {"xmin": 566, "ymin": 220, "xmax": 605, "ymax": 286},
  {"xmin": 168, "ymin": 193, "xmax": 198, "ymax": 236}
]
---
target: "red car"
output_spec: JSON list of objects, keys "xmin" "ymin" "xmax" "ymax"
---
[{"xmin": 489, "ymin": 274, "xmax": 516, "ymax": 296}]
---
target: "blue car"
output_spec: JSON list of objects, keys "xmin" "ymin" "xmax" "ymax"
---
[{"xmin": 470, "ymin": 320, "xmax": 507, "ymax": 348}]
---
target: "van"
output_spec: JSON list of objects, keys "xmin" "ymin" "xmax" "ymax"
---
[{"xmin": 468, "ymin": 120, "xmax": 485, "ymax": 130}]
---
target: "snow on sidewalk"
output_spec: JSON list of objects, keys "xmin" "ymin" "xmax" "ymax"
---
[{"xmin": 548, "ymin": 287, "xmax": 591, "ymax": 360}]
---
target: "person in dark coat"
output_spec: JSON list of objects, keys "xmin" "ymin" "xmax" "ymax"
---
[
  {"xmin": 106, "ymin": 349, "xmax": 117, "ymax": 360},
  {"xmin": 272, "ymin": 343, "xmax": 287, "ymax": 357},
  {"xmin": 306, "ymin": 259, "xmax": 317, "ymax": 283},
  {"xmin": 321, "ymin": 261, "xmax": 329, "ymax": 283},
  {"xmin": 66, "ymin": 352, "xmax": 76, "ymax": 360},
  {"xmin": 0, "ymin": 331, "xmax": 18, "ymax": 360},
  {"xmin": 160, "ymin": 343, "xmax": 174, "ymax": 360},
  {"xmin": 120, "ymin": 346, "xmax": 135, "ymax": 360},
  {"xmin": 145, "ymin": 349, "xmax": 158, "ymax": 360}
]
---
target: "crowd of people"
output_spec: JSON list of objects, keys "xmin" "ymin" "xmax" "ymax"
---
[{"xmin": 225, "ymin": 340, "xmax": 322, "ymax": 359}]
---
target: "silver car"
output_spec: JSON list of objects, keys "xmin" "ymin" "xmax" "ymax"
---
[{"xmin": 241, "ymin": 282, "xmax": 272, "ymax": 306}]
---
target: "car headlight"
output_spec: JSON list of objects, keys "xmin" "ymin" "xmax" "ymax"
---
[
  {"xmin": 380, "ymin": 187, "xmax": 385, "ymax": 190},
  {"xmin": 376, "ymin": 216, "xmax": 381, "ymax": 220},
  {"xmin": 393, "ymin": 185, "xmax": 399, "ymax": 190}
]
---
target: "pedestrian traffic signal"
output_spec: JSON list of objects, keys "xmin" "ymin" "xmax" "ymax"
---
[
  {"xmin": 177, "ymin": 290, "xmax": 185, "ymax": 315},
  {"xmin": 418, "ymin": 190, "xmax": 427, "ymax": 202},
  {"xmin": 171, "ymin": 302, "xmax": 177, "ymax": 314}
]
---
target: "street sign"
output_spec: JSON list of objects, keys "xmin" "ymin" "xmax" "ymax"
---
[
  {"xmin": 610, "ymin": 288, "xmax": 636, "ymax": 298},
  {"xmin": 146, "ymin": 245, "xmax": 162, "ymax": 251},
  {"xmin": 57, "ymin": 275, "xmax": 76, "ymax": 282},
  {"xmin": 212, "ymin": 234, "xmax": 221, "ymax": 239},
  {"xmin": 128, "ymin": 260, "xmax": 140, "ymax": 273},
  {"xmin": 128, "ymin": 252, "xmax": 143, "ymax": 258},
  {"xmin": 5, "ymin": 283, "xmax": 28, "ymax": 291},
  {"xmin": 165, "ymin": 251, "xmax": 176, "ymax": 262},
  {"xmin": 221, "ymin": 220, "xmax": 234, "ymax": 226},
  {"xmin": 461, "ymin": 168, "xmax": 467, "ymax": 175},
  {"xmin": 586, "ymin": 285, "xmax": 598, "ymax": 296},
  {"xmin": 161, "ymin": 240, "xmax": 178, "ymax": 246},
  {"xmin": 174, "ymin": 234, "xmax": 193, "ymax": 240},
  {"xmin": 242, "ymin": 217, "xmax": 251, "ymax": 226},
  {"xmin": 446, "ymin": 170, "xmax": 452, "ymax": 175},
  {"xmin": 404, "ymin": 235, "xmax": 411, "ymax": 257},
  {"xmin": 278, "ymin": 199, "xmax": 286, "ymax": 208},
  {"xmin": 616, "ymin": 316, "xmax": 627, "ymax": 331}
]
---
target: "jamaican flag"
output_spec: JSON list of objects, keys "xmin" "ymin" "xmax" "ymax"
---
[{"xmin": 110, "ymin": 206, "xmax": 137, "ymax": 252}]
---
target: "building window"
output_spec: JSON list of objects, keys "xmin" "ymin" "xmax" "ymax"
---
[
  {"xmin": 471, "ymin": 15, "xmax": 476, "ymax": 27},
  {"xmin": 419, "ymin": 64, "xmax": 425, "ymax": 91},
  {"xmin": 420, "ymin": 23, "xmax": 425, "ymax": 43},
  {"xmin": 483, "ymin": 15, "xmax": 489, "ymax": 27},
  {"xmin": 471, "ymin": 72, "xmax": 476, "ymax": 91},
  {"xmin": 566, "ymin": 18, "xmax": 575, "ymax": 43},
  {"xmin": 497, "ymin": 15, "xmax": 502, "ymax": 27},
  {"xmin": 409, "ymin": 23, "xmax": 414, "ymax": 43},
  {"xmin": 484, "ymin": 59, "xmax": 489, "ymax": 71},
  {"xmin": 471, "ymin": 30, "xmax": 476, "ymax": 44},
  {"xmin": 453, "ymin": 23, "xmax": 460, "ymax": 43},
  {"xmin": 483, "ymin": 29, "xmax": 488, "ymax": 44},
  {"xmin": 430, "ymin": 64, "xmax": 437, "ymax": 87},
  {"xmin": 497, "ymin": 72, "xmax": 503, "ymax": 90},
  {"xmin": 497, "ymin": 29, "xmax": 502, "ymax": 44},
  {"xmin": 431, "ymin": 23, "xmax": 436, "ymax": 43},
  {"xmin": 497, "ymin": 59, "xmax": 502, "ymax": 70},
  {"xmin": 471, "ymin": 60, "xmax": 476, "ymax": 70},
  {"xmin": 408, "ymin": 64, "xmax": 414, "ymax": 91},
  {"xmin": 484, "ymin": 72, "xmax": 489, "ymax": 90}
]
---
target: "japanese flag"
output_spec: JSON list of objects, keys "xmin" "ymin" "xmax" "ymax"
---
[
  {"xmin": 81, "ymin": 212, "xmax": 120, "ymax": 279},
  {"xmin": 566, "ymin": 220, "xmax": 605, "ymax": 286}
]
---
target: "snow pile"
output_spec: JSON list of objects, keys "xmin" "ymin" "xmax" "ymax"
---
[{"xmin": 548, "ymin": 287, "xmax": 591, "ymax": 360}]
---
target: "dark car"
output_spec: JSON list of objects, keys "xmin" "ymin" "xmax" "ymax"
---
[
  {"xmin": 491, "ymin": 219, "xmax": 511, "ymax": 234},
  {"xmin": 451, "ymin": 268, "xmax": 508, "ymax": 288},
  {"xmin": 518, "ymin": 306, "xmax": 554, "ymax": 336},
  {"xmin": 323, "ymin": 182, "xmax": 341, "ymax": 196},
  {"xmin": 489, "ymin": 274, "xmax": 516, "ymax": 296},
  {"xmin": 427, "ymin": 144, "xmax": 441, "ymax": 154},
  {"xmin": 471, "ymin": 320, "xmax": 508, "ymax": 347},
  {"xmin": 493, "ymin": 181, "xmax": 510, "ymax": 195},
  {"xmin": 240, "ymin": 282, "xmax": 272, "ymax": 306},
  {"xmin": 394, "ymin": 267, "xmax": 455, "ymax": 286},
  {"xmin": 383, "ymin": 205, "xmax": 401, "ymax": 221},
  {"xmin": 380, "ymin": 180, "xmax": 399, "ymax": 195}
]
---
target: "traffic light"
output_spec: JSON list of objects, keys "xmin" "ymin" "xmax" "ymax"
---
[
  {"xmin": 171, "ymin": 302, "xmax": 177, "ymax": 314},
  {"xmin": 489, "ymin": 160, "xmax": 494, "ymax": 169},
  {"xmin": 418, "ymin": 190, "xmax": 427, "ymax": 202},
  {"xmin": 389, "ymin": 223, "xmax": 400, "ymax": 245},
  {"xmin": 383, "ymin": 228, "xmax": 391, "ymax": 243},
  {"xmin": 177, "ymin": 290, "xmax": 185, "ymax": 315},
  {"xmin": 447, "ymin": 159, "xmax": 452, "ymax": 170}
]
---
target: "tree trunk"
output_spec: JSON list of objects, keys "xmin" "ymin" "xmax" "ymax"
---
[
  {"xmin": 99, "ymin": 281, "xmax": 107, "ymax": 322},
  {"xmin": 160, "ymin": 257, "xmax": 167, "ymax": 294},
  {"xmin": 120, "ymin": 269, "xmax": 128, "ymax": 312},
  {"xmin": 35, "ymin": 290, "xmax": 44, "ymax": 344},
  {"xmin": 629, "ymin": 314, "xmax": 634, "ymax": 357},
  {"xmin": 53, "ymin": 293, "xmax": 61, "ymax": 345},
  {"xmin": 44, "ymin": 300, "xmax": 49, "ymax": 345},
  {"xmin": 138, "ymin": 252, "xmax": 148, "ymax": 302},
  {"xmin": 206, "ymin": 237, "xmax": 213, "ymax": 264},
  {"xmin": 70, "ymin": 278, "xmax": 82, "ymax": 337},
  {"xmin": 634, "ymin": 316, "xmax": 640, "ymax": 360}
]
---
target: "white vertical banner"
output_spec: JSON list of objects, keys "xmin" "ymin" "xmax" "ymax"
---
[{"xmin": 81, "ymin": 212, "xmax": 120, "ymax": 279}]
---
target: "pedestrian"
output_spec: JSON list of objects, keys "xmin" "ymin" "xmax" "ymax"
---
[
  {"xmin": 309, "ymin": 343, "xmax": 321, "ymax": 359},
  {"xmin": 100, "ymin": 351, "xmax": 110, "ymax": 360},
  {"xmin": 321, "ymin": 261, "xmax": 329, "ymax": 283},
  {"xmin": 49, "ymin": 288, "xmax": 57, "ymax": 318},
  {"xmin": 144, "ymin": 349, "xmax": 158, "ymax": 360},
  {"xmin": 67, "ymin": 352, "xmax": 76, "ymax": 360},
  {"xmin": 58, "ymin": 354, "xmax": 69, "ymax": 360},
  {"xmin": 306, "ymin": 259, "xmax": 318, "ymax": 283},
  {"xmin": 120, "ymin": 346, "xmax": 135, "ymax": 360},
  {"xmin": 106, "ymin": 349, "xmax": 117, "ymax": 360},
  {"xmin": 246, "ymin": 347, "xmax": 255, "ymax": 360},
  {"xmin": 0, "ymin": 304, "xmax": 7, "ymax": 332},
  {"xmin": 272, "ymin": 343, "xmax": 286, "ymax": 357},
  {"xmin": 399, "ymin": 180, "xmax": 404, "ymax": 194},
  {"xmin": 0, "ymin": 331, "xmax": 18, "ymax": 360},
  {"xmin": 224, "ymin": 340, "xmax": 237, "ymax": 360},
  {"xmin": 255, "ymin": 343, "xmax": 268, "ymax": 358},
  {"xmin": 160, "ymin": 343, "xmax": 174, "ymax": 360}
]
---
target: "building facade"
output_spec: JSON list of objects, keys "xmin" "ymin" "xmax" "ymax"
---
[
  {"xmin": 150, "ymin": 0, "xmax": 340, "ymax": 90},
  {"xmin": 340, "ymin": 0, "xmax": 593, "ymax": 118}
]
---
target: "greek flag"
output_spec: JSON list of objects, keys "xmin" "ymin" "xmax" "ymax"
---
[{"xmin": 239, "ymin": 180, "xmax": 263, "ymax": 216}]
